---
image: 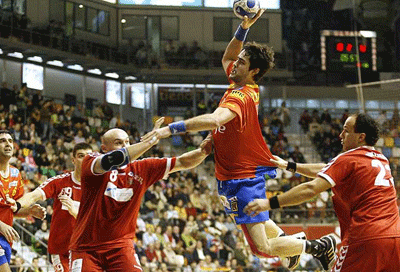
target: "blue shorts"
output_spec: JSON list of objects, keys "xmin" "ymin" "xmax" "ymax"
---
[
  {"xmin": 0, "ymin": 236, "xmax": 11, "ymax": 265},
  {"xmin": 217, "ymin": 167, "xmax": 277, "ymax": 225}
]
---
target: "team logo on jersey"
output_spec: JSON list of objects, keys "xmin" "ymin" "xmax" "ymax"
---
[
  {"xmin": 228, "ymin": 90, "xmax": 245, "ymax": 101},
  {"xmin": 10, "ymin": 168, "xmax": 19, "ymax": 177},
  {"xmin": 9, "ymin": 181, "xmax": 17, "ymax": 187},
  {"xmin": 126, "ymin": 172, "xmax": 143, "ymax": 186}
]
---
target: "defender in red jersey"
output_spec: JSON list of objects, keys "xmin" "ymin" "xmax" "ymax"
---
[
  {"xmin": 0, "ymin": 130, "xmax": 45, "ymax": 272},
  {"xmin": 12, "ymin": 142, "xmax": 93, "ymax": 272},
  {"xmin": 142, "ymin": 11, "xmax": 304, "ymax": 270},
  {"xmin": 245, "ymin": 113, "xmax": 400, "ymax": 271},
  {"xmin": 69, "ymin": 119, "xmax": 212, "ymax": 272}
]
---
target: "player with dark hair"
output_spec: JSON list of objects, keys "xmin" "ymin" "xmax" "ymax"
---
[
  {"xmin": 142, "ymin": 11, "xmax": 304, "ymax": 269},
  {"xmin": 10, "ymin": 142, "xmax": 93, "ymax": 272},
  {"xmin": 68, "ymin": 118, "xmax": 212, "ymax": 271},
  {"xmin": 245, "ymin": 113, "xmax": 400, "ymax": 271},
  {"xmin": 0, "ymin": 130, "xmax": 45, "ymax": 272}
]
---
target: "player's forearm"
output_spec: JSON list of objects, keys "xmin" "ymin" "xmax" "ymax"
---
[
  {"xmin": 185, "ymin": 114, "xmax": 221, "ymax": 132},
  {"xmin": 14, "ymin": 207, "xmax": 31, "ymax": 217},
  {"xmin": 277, "ymin": 182, "xmax": 319, "ymax": 207},
  {"xmin": 222, "ymin": 37, "xmax": 243, "ymax": 63},
  {"xmin": 295, "ymin": 163, "xmax": 327, "ymax": 178},
  {"xmin": 172, "ymin": 148, "xmax": 208, "ymax": 173},
  {"xmin": 17, "ymin": 190, "xmax": 43, "ymax": 209}
]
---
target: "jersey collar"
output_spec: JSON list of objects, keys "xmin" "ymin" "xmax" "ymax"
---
[{"xmin": 71, "ymin": 171, "xmax": 81, "ymax": 185}]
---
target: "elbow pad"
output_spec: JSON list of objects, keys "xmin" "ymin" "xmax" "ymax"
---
[{"xmin": 100, "ymin": 148, "xmax": 130, "ymax": 171}]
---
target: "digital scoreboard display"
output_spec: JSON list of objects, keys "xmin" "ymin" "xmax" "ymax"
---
[{"xmin": 321, "ymin": 30, "xmax": 377, "ymax": 72}]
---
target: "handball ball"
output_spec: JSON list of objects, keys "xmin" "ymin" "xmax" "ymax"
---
[{"xmin": 233, "ymin": 0, "xmax": 260, "ymax": 19}]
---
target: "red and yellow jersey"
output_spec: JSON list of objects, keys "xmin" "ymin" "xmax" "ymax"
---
[
  {"xmin": 212, "ymin": 62, "xmax": 275, "ymax": 181},
  {"xmin": 70, "ymin": 153, "xmax": 176, "ymax": 251},
  {"xmin": 318, "ymin": 147, "xmax": 400, "ymax": 245},
  {"xmin": 37, "ymin": 172, "xmax": 81, "ymax": 255},
  {"xmin": 0, "ymin": 166, "xmax": 24, "ymax": 228}
]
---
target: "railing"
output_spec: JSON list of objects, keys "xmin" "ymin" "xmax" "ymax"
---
[
  {"xmin": 13, "ymin": 220, "xmax": 53, "ymax": 271},
  {"xmin": 0, "ymin": 10, "xmax": 288, "ymax": 70}
]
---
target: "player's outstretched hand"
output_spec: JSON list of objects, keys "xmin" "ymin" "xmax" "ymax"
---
[
  {"xmin": 244, "ymin": 199, "xmax": 270, "ymax": 217},
  {"xmin": 0, "ymin": 221, "xmax": 19, "ymax": 243},
  {"xmin": 270, "ymin": 155, "xmax": 288, "ymax": 170},
  {"xmin": 30, "ymin": 204, "xmax": 46, "ymax": 220},
  {"xmin": 200, "ymin": 134, "xmax": 213, "ymax": 155},
  {"xmin": 241, "ymin": 9, "xmax": 265, "ymax": 29},
  {"xmin": 141, "ymin": 117, "xmax": 171, "ymax": 144},
  {"xmin": 5, "ymin": 194, "xmax": 17, "ymax": 212}
]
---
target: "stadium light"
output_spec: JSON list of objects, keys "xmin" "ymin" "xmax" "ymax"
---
[
  {"xmin": 88, "ymin": 68, "xmax": 102, "ymax": 75},
  {"xmin": 105, "ymin": 72, "xmax": 119, "ymax": 79},
  {"xmin": 7, "ymin": 52, "xmax": 23, "ymax": 59},
  {"xmin": 27, "ymin": 56, "xmax": 43, "ymax": 63},
  {"xmin": 0, "ymin": 49, "xmax": 3, "ymax": 54},
  {"xmin": 125, "ymin": 76, "xmax": 137, "ymax": 80},
  {"xmin": 121, "ymin": 19, "xmax": 126, "ymax": 24},
  {"xmin": 67, "ymin": 64, "xmax": 84, "ymax": 71},
  {"xmin": 47, "ymin": 60, "xmax": 64, "ymax": 67}
]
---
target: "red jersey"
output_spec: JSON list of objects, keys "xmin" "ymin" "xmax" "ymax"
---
[
  {"xmin": 37, "ymin": 172, "xmax": 81, "ymax": 255},
  {"xmin": 0, "ymin": 166, "xmax": 24, "ymax": 230},
  {"xmin": 318, "ymin": 147, "xmax": 400, "ymax": 245},
  {"xmin": 212, "ymin": 62, "xmax": 275, "ymax": 181},
  {"xmin": 69, "ymin": 153, "xmax": 175, "ymax": 251}
]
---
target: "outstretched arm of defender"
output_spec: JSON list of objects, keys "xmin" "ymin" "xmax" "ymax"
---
[
  {"xmin": 8, "ymin": 190, "xmax": 43, "ymax": 212},
  {"xmin": 169, "ymin": 134, "xmax": 213, "ymax": 173},
  {"xmin": 244, "ymin": 177, "xmax": 332, "ymax": 216},
  {"xmin": 270, "ymin": 155, "xmax": 326, "ymax": 178},
  {"xmin": 92, "ymin": 118, "xmax": 165, "ymax": 174}
]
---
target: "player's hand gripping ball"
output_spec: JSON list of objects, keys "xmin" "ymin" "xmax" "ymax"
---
[{"xmin": 233, "ymin": 0, "xmax": 260, "ymax": 19}]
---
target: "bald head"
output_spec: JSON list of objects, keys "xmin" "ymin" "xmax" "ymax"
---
[{"xmin": 101, "ymin": 128, "xmax": 130, "ymax": 153}]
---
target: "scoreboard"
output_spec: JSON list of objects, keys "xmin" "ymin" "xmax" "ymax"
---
[{"xmin": 321, "ymin": 30, "xmax": 377, "ymax": 72}]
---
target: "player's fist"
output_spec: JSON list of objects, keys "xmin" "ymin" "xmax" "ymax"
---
[
  {"xmin": 30, "ymin": 204, "xmax": 46, "ymax": 220},
  {"xmin": 5, "ymin": 194, "xmax": 17, "ymax": 212}
]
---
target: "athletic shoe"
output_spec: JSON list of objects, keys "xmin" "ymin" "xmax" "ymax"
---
[
  {"xmin": 283, "ymin": 231, "xmax": 307, "ymax": 270},
  {"xmin": 314, "ymin": 234, "xmax": 337, "ymax": 271}
]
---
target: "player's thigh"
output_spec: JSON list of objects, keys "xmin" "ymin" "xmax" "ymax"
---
[
  {"xmin": 51, "ymin": 253, "xmax": 69, "ymax": 272},
  {"xmin": 69, "ymin": 250, "xmax": 103, "ymax": 272},
  {"xmin": 334, "ymin": 238, "xmax": 400, "ymax": 272},
  {"xmin": 104, "ymin": 245, "xmax": 142, "ymax": 272}
]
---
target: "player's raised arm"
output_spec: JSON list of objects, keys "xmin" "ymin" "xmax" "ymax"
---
[{"xmin": 222, "ymin": 9, "xmax": 265, "ymax": 72}]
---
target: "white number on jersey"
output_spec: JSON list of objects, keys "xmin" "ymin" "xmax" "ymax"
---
[
  {"xmin": 109, "ymin": 170, "xmax": 118, "ymax": 182},
  {"xmin": 371, "ymin": 159, "xmax": 394, "ymax": 187}
]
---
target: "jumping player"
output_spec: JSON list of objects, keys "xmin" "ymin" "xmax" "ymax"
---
[
  {"xmin": 68, "ymin": 118, "xmax": 213, "ymax": 271},
  {"xmin": 0, "ymin": 130, "xmax": 45, "ymax": 272},
  {"xmin": 245, "ymin": 113, "xmax": 400, "ymax": 271},
  {"xmin": 11, "ymin": 142, "xmax": 93, "ymax": 272},
  {"xmin": 142, "ymin": 10, "xmax": 306, "ymax": 269}
]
